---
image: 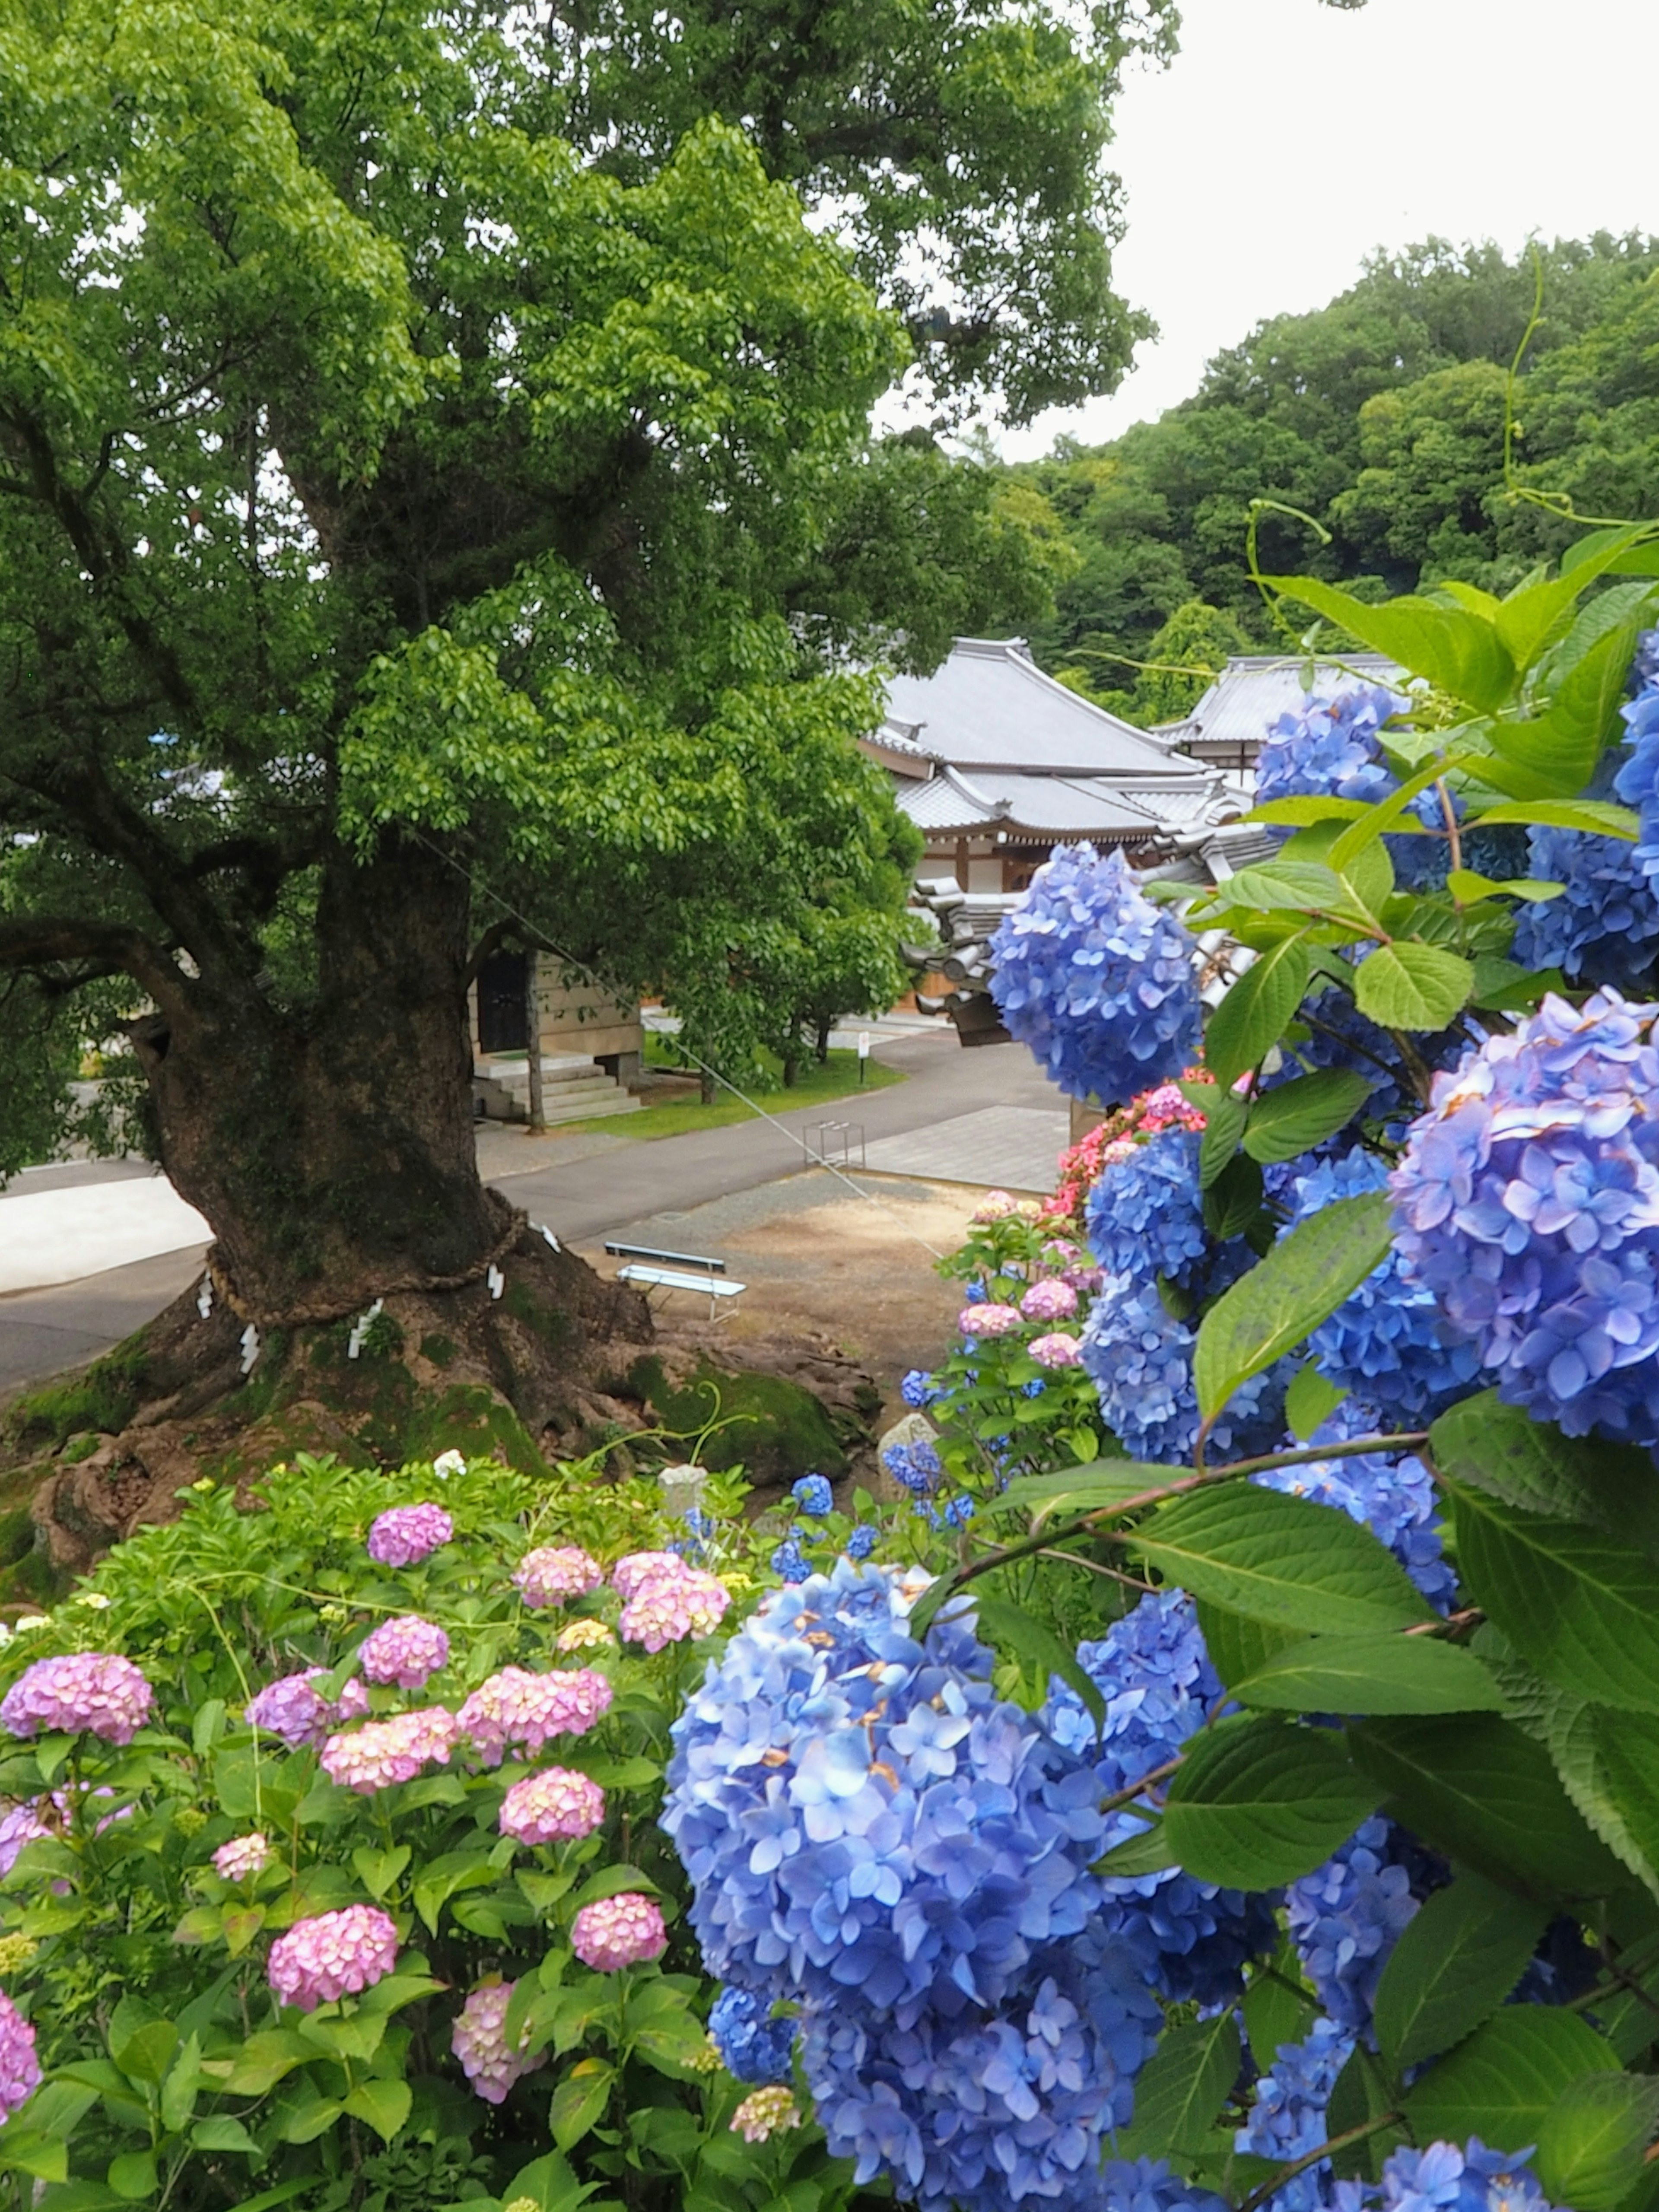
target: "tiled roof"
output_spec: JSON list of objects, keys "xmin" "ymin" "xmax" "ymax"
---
[
  {"xmin": 878, "ymin": 638, "xmax": 1190, "ymax": 777},
  {"xmin": 1162, "ymin": 654, "xmax": 1403, "ymax": 760}
]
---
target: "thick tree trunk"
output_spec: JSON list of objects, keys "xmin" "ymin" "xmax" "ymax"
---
[{"xmin": 128, "ymin": 839, "xmax": 501, "ymax": 1320}]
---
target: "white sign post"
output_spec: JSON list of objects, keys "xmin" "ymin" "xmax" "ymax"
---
[{"xmin": 857, "ymin": 1030, "xmax": 871, "ymax": 1084}]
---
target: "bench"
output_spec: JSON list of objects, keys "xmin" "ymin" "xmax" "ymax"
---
[{"xmin": 604, "ymin": 1240, "xmax": 746, "ymax": 1320}]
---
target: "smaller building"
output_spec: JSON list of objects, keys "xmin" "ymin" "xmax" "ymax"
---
[
  {"xmin": 1157, "ymin": 652, "xmax": 1403, "ymax": 775},
  {"xmin": 467, "ymin": 952, "xmax": 642, "ymax": 1124}
]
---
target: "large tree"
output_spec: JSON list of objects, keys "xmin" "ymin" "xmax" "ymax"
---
[{"xmin": 0, "ymin": 0, "xmax": 1171, "ymax": 1346}]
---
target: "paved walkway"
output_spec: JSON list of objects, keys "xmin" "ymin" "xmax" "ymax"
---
[
  {"xmin": 0, "ymin": 1031, "xmax": 1062, "ymax": 1392},
  {"xmin": 861, "ymin": 1106, "xmax": 1070, "ymax": 1194}
]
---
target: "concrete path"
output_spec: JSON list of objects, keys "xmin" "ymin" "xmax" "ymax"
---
[
  {"xmin": 0, "ymin": 1030, "xmax": 1062, "ymax": 1394},
  {"xmin": 861, "ymin": 1105, "xmax": 1071, "ymax": 1195},
  {"xmin": 0, "ymin": 1178, "xmax": 211, "ymax": 1294}
]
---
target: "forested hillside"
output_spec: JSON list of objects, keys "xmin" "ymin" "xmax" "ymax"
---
[{"xmin": 1007, "ymin": 234, "xmax": 1659, "ymax": 719}]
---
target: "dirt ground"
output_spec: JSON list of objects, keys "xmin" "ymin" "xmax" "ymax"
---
[{"xmin": 572, "ymin": 1171, "xmax": 978, "ymax": 1433}]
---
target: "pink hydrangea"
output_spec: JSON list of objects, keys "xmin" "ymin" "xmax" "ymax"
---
[
  {"xmin": 366, "ymin": 1503, "xmax": 453, "ymax": 1567},
  {"xmin": 619, "ymin": 1568, "xmax": 730, "ymax": 1653},
  {"xmin": 213, "ymin": 1832, "xmax": 273, "ymax": 1881},
  {"xmin": 457, "ymin": 1666, "xmax": 613, "ymax": 1767},
  {"xmin": 571, "ymin": 1891, "xmax": 667, "ymax": 1970},
  {"xmin": 359, "ymin": 1615, "xmax": 449, "ymax": 1689},
  {"xmin": 451, "ymin": 1978, "xmax": 545, "ymax": 2103},
  {"xmin": 957, "ymin": 1302, "xmax": 1021, "ymax": 1339},
  {"xmin": 609, "ymin": 1551, "xmax": 683, "ymax": 1602},
  {"xmin": 970, "ymin": 1191, "xmax": 1017, "ymax": 1224},
  {"xmin": 1063, "ymin": 1263, "xmax": 1105, "ymax": 1295},
  {"xmin": 0, "ymin": 1803, "xmax": 51, "ymax": 1878},
  {"xmin": 246, "ymin": 1669, "xmax": 369, "ymax": 1748},
  {"xmin": 1028, "ymin": 1332, "xmax": 1084, "ymax": 1369},
  {"xmin": 0, "ymin": 1653, "xmax": 153, "ymax": 1745},
  {"xmin": 267, "ymin": 1904, "xmax": 398, "ymax": 2011},
  {"xmin": 498, "ymin": 1767, "xmax": 606, "ymax": 1845},
  {"xmin": 513, "ymin": 1547, "xmax": 604, "ymax": 1607},
  {"xmin": 321, "ymin": 1706, "xmax": 457, "ymax": 1794},
  {"xmin": 0, "ymin": 1990, "xmax": 39, "ymax": 2119},
  {"xmin": 1020, "ymin": 1277, "xmax": 1077, "ymax": 1322}
]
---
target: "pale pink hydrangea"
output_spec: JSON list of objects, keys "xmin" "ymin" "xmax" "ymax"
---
[
  {"xmin": 1028, "ymin": 1332, "xmax": 1084, "ymax": 1370},
  {"xmin": 498, "ymin": 1767, "xmax": 606, "ymax": 1845},
  {"xmin": 555, "ymin": 1619, "xmax": 614, "ymax": 1653},
  {"xmin": 0, "ymin": 1804, "xmax": 51, "ymax": 1878},
  {"xmin": 246, "ymin": 1669, "xmax": 369, "ymax": 1748},
  {"xmin": 359, "ymin": 1615, "xmax": 450, "ymax": 1689},
  {"xmin": 571, "ymin": 1891, "xmax": 667, "ymax": 1970},
  {"xmin": 0, "ymin": 1990, "xmax": 39, "ymax": 2119},
  {"xmin": 213, "ymin": 1832, "xmax": 273, "ymax": 1882},
  {"xmin": 451, "ymin": 1978, "xmax": 545, "ymax": 2103},
  {"xmin": 1063, "ymin": 1263, "xmax": 1105, "ymax": 1295},
  {"xmin": 321, "ymin": 1706, "xmax": 458, "ymax": 1794},
  {"xmin": 619, "ymin": 1567, "xmax": 730, "ymax": 1653},
  {"xmin": 1020, "ymin": 1277, "xmax": 1078, "ymax": 1322},
  {"xmin": 970, "ymin": 1191, "xmax": 1017, "ymax": 1224},
  {"xmin": 366, "ymin": 1503, "xmax": 453, "ymax": 1567},
  {"xmin": 0, "ymin": 1653, "xmax": 153, "ymax": 1745},
  {"xmin": 457, "ymin": 1666, "xmax": 613, "ymax": 1767},
  {"xmin": 731, "ymin": 2087, "xmax": 801, "ymax": 2143},
  {"xmin": 267, "ymin": 1904, "xmax": 398, "ymax": 2010},
  {"xmin": 513, "ymin": 1547, "xmax": 604, "ymax": 1607},
  {"xmin": 957, "ymin": 1302, "xmax": 1021, "ymax": 1339},
  {"xmin": 1099, "ymin": 1138, "xmax": 1136, "ymax": 1166},
  {"xmin": 609, "ymin": 1551, "xmax": 683, "ymax": 1602}
]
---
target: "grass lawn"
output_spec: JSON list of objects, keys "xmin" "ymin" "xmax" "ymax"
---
[{"xmin": 565, "ymin": 1043, "xmax": 904, "ymax": 1140}]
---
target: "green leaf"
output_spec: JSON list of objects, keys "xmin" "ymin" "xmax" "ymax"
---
[
  {"xmin": 1446, "ymin": 868, "xmax": 1564, "ymax": 904},
  {"xmin": 569, "ymin": 1863, "xmax": 661, "ymax": 1908},
  {"xmin": 1136, "ymin": 1482, "xmax": 1433, "ymax": 1637},
  {"xmin": 1206, "ymin": 937, "xmax": 1312, "ymax": 1087},
  {"xmin": 1431, "ymin": 1392, "xmax": 1659, "ymax": 1563},
  {"xmin": 106, "ymin": 2155, "xmax": 158, "ymax": 2202},
  {"xmin": 1246, "ymin": 796, "xmax": 1373, "ymax": 828},
  {"xmin": 1352, "ymin": 941, "xmax": 1472, "ymax": 1029},
  {"xmin": 1284, "ymin": 1362, "xmax": 1348, "ymax": 1443},
  {"xmin": 352, "ymin": 1845, "xmax": 411, "ymax": 1901},
  {"xmin": 1240, "ymin": 1071, "xmax": 1372, "ymax": 1163},
  {"xmin": 1404, "ymin": 2009, "xmax": 1618, "ymax": 2154},
  {"xmin": 1116, "ymin": 2013, "xmax": 1242, "ymax": 2158},
  {"xmin": 412, "ymin": 1849, "xmax": 498, "ymax": 1935},
  {"xmin": 190, "ymin": 2117, "xmax": 263, "ymax": 2156},
  {"xmin": 1349, "ymin": 1713, "xmax": 1630, "ymax": 1900},
  {"xmin": 987, "ymin": 1462, "xmax": 1176, "ymax": 1525},
  {"xmin": 550, "ymin": 2059, "xmax": 614, "ymax": 2152},
  {"xmin": 1192, "ymin": 1192, "xmax": 1393, "ymax": 1422},
  {"xmin": 0, "ymin": 2130, "xmax": 67, "ymax": 2184},
  {"xmin": 160, "ymin": 2029, "xmax": 201, "ymax": 2135},
  {"xmin": 113, "ymin": 2019, "xmax": 178, "ymax": 2088},
  {"xmin": 1093, "ymin": 1818, "xmax": 1179, "ymax": 1878},
  {"xmin": 1590, "ymin": 1710, "xmax": 1659, "ymax": 1879},
  {"xmin": 1243, "ymin": 1943, "xmax": 1317, "ymax": 2075},
  {"xmin": 1161, "ymin": 1715, "xmax": 1381, "ymax": 1887},
  {"xmin": 1263, "ymin": 575, "xmax": 1516, "ymax": 714},
  {"xmin": 279, "ymin": 2096, "xmax": 345, "ymax": 2145},
  {"xmin": 1488, "ymin": 619, "xmax": 1642, "ymax": 797},
  {"xmin": 1327, "ymin": 2044, "xmax": 1409, "ymax": 2182},
  {"xmin": 972, "ymin": 1594, "xmax": 1104, "ymax": 1733},
  {"xmin": 215, "ymin": 2028, "xmax": 315, "ymax": 2095},
  {"xmin": 1471, "ymin": 799, "xmax": 1638, "ymax": 839},
  {"xmin": 1198, "ymin": 1089, "xmax": 1249, "ymax": 1189},
  {"xmin": 1448, "ymin": 1482, "xmax": 1659, "ymax": 1713},
  {"xmin": 1231, "ymin": 1632, "xmax": 1504, "ymax": 1716},
  {"xmin": 1195, "ymin": 1599, "xmax": 1301, "ymax": 1688},
  {"xmin": 1205, "ymin": 861, "xmax": 1351, "ymax": 914},
  {"xmin": 1372, "ymin": 1875, "xmax": 1550, "ymax": 2070},
  {"xmin": 1539, "ymin": 1694, "xmax": 1659, "ymax": 1895},
  {"xmin": 343, "ymin": 2078, "xmax": 412, "ymax": 2142},
  {"xmin": 1202, "ymin": 1152, "xmax": 1265, "ymax": 1242},
  {"xmin": 1534, "ymin": 2072, "xmax": 1659, "ymax": 2211}
]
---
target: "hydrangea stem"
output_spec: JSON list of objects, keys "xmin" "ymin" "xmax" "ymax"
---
[{"xmin": 1237, "ymin": 2108, "xmax": 1405, "ymax": 2212}]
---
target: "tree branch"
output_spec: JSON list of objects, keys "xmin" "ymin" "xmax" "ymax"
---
[{"xmin": 0, "ymin": 915, "xmax": 188, "ymax": 1018}]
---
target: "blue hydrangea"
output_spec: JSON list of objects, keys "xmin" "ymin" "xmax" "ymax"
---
[
  {"xmin": 1235, "ymin": 2016, "xmax": 1355, "ymax": 2212},
  {"xmin": 663, "ymin": 1560, "xmax": 1116, "ymax": 2024},
  {"xmin": 1359, "ymin": 2138, "xmax": 1560, "ymax": 2212},
  {"xmin": 990, "ymin": 845, "xmax": 1203, "ymax": 1105},
  {"xmin": 901, "ymin": 1370, "xmax": 941, "ymax": 1407},
  {"xmin": 708, "ymin": 1985, "xmax": 798, "ymax": 2083},
  {"xmin": 771, "ymin": 1538, "xmax": 811, "ymax": 1583},
  {"xmin": 1511, "ymin": 822, "xmax": 1659, "ymax": 988},
  {"xmin": 1285, "ymin": 1149, "xmax": 1484, "ymax": 1426},
  {"xmin": 1391, "ymin": 988, "xmax": 1659, "ymax": 1445},
  {"xmin": 845, "ymin": 1525, "xmax": 879, "ymax": 1560},
  {"xmin": 1045, "ymin": 1594, "xmax": 1278, "ymax": 2007},
  {"xmin": 1615, "ymin": 639, "xmax": 1659, "ymax": 893},
  {"xmin": 1257, "ymin": 688, "xmax": 1403, "ymax": 813},
  {"xmin": 964, "ymin": 1281, "xmax": 989, "ymax": 1305},
  {"xmin": 884, "ymin": 1438, "xmax": 944, "ymax": 1496},
  {"xmin": 1284, "ymin": 1818, "xmax": 1439, "ymax": 2041},
  {"xmin": 918, "ymin": 1494, "xmax": 976, "ymax": 1532},
  {"xmin": 1086, "ymin": 2161, "xmax": 1230, "ymax": 2212},
  {"xmin": 1086, "ymin": 1128, "xmax": 1210, "ymax": 1291},
  {"xmin": 670, "ymin": 1506, "xmax": 718, "ymax": 1564},
  {"xmin": 1255, "ymin": 1400, "xmax": 1457, "ymax": 1613},
  {"xmin": 792, "ymin": 1475, "xmax": 834, "ymax": 1518},
  {"xmin": 1081, "ymin": 1275, "xmax": 1289, "ymax": 1466}
]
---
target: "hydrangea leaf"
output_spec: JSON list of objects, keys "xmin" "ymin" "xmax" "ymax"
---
[
  {"xmin": 1447, "ymin": 1483, "xmax": 1659, "ymax": 1713},
  {"xmin": 1533, "ymin": 2072, "xmax": 1659, "ymax": 2212},
  {"xmin": 1093, "ymin": 1819, "xmax": 1179, "ymax": 1878},
  {"xmin": 1247, "ymin": 796, "xmax": 1372, "ymax": 827},
  {"xmin": 1471, "ymin": 799, "xmax": 1639, "ymax": 838},
  {"xmin": 1240, "ymin": 1070, "xmax": 1373, "ymax": 1163},
  {"xmin": 1541, "ymin": 1697, "xmax": 1659, "ymax": 1898},
  {"xmin": 1115, "ymin": 2011, "xmax": 1242, "ymax": 2159},
  {"xmin": 1348, "ymin": 1713, "xmax": 1631, "ymax": 1900},
  {"xmin": 1326, "ymin": 2043, "xmax": 1409, "ymax": 2182},
  {"xmin": 1487, "ymin": 619, "xmax": 1644, "ymax": 797},
  {"xmin": 1230, "ymin": 1632, "xmax": 1504, "ymax": 1716},
  {"xmin": 1589, "ymin": 1711, "xmax": 1659, "ymax": 1885},
  {"xmin": 1205, "ymin": 936, "xmax": 1312, "ymax": 1087},
  {"xmin": 1262, "ymin": 576, "xmax": 1517, "ymax": 716},
  {"xmin": 1402, "ymin": 2009, "xmax": 1618, "ymax": 2157},
  {"xmin": 1192, "ymin": 1190, "xmax": 1393, "ymax": 1421},
  {"xmin": 342, "ymin": 2078, "xmax": 411, "ymax": 2144},
  {"xmin": 1136, "ymin": 1484, "xmax": 1434, "ymax": 1635},
  {"xmin": 1194, "ymin": 1599, "xmax": 1301, "ymax": 1688},
  {"xmin": 1430, "ymin": 1392, "xmax": 1659, "ymax": 1555},
  {"xmin": 1446, "ymin": 868, "xmax": 1565, "ymax": 903},
  {"xmin": 1371, "ymin": 1875, "xmax": 1551, "ymax": 2072},
  {"xmin": 1198, "ymin": 1089, "xmax": 1248, "ymax": 1188},
  {"xmin": 1284, "ymin": 1362, "xmax": 1349, "ymax": 1443},
  {"xmin": 971, "ymin": 1593, "xmax": 1105, "ymax": 1732},
  {"xmin": 550, "ymin": 2058, "xmax": 615, "ymax": 2151},
  {"xmin": 1161, "ymin": 1714, "xmax": 1381, "ymax": 1887},
  {"xmin": 985, "ymin": 1462, "xmax": 1179, "ymax": 1525},
  {"xmin": 1352, "ymin": 941, "xmax": 1473, "ymax": 1029}
]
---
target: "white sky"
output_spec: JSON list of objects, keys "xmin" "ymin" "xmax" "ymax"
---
[{"xmin": 994, "ymin": 0, "xmax": 1659, "ymax": 461}]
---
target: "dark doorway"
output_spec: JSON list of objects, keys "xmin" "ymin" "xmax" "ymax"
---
[{"xmin": 477, "ymin": 950, "xmax": 528, "ymax": 1053}]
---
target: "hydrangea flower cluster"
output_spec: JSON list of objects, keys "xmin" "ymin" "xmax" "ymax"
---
[
  {"xmin": 1255, "ymin": 1401, "xmax": 1456, "ymax": 1613},
  {"xmin": 1284, "ymin": 1817, "xmax": 1439, "ymax": 2039},
  {"xmin": 457, "ymin": 1665, "xmax": 613, "ymax": 1765},
  {"xmin": 1046, "ymin": 1593, "xmax": 1277, "ymax": 2007},
  {"xmin": 1048, "ymin": 1074, "xmax": 1209, "ymax": 1222},
  {"xmin": 498, "ymin": 1766, "xmax": 606, "ymax": 1844},
  {"xmin": 213, "ymin": 1832, "xmax": 273, "ymax": 1882},
  {"xmin": 1081, "ymin": 1276, "xmax": 1286, "ymax": 1465},
  {"xmin": 771, "ymin": 1539, "xmax": 811, "ymax": 1584},
  {"xmin": 845, "ymin": 1525, "xmax": 879, "ymax": 1559},
  {"xmin": 555, "ymin": 1619, "xmax": 614, "ymax": 1654},
  {"xmin": 1286, "ymin": 1148, "xmax": 1484, "ymax": 1424},
  {"xmin": 792, "ymin": 1475, "xmax": 833, "ymax": 1517},
  {"xmin": 958, "ymin": 1303, "xmax": 1022, "ymax": 1339},
  {"xmin": 267, "ymin": 1904, "xmax": 399, "ymax": 2010},
  {"xmin": 366, "ymin": 1502, "xmax": 452, "ymax": 1567},
  {"xmin": 513, "ymin": 1546, "xmax": 604, "ymax": 1607},
  {"xmin": 452, "ymin": 1978, "xmax": 545, "ymax": 2104},
  {"xmin": 1093, "ymin": 2160, "xmax": 1229, "ymax": 2212},
  {"xmin": 1030, "ymin": 1333, "xmax": 1083, "ymax": 1369},
  {"xmin": 571, "ymin": 1891, "xmax": 667, "ymax": 1970},
  {"xmin": 358, "ymin": 1614, "xmax": 449, "ymax": 1689},
  {"xmin": 900, "ymin": 1370, "xmax": 944, "ymax": 1408},
  {"xmin": 1348, "ymin": 2139, "xmax": 1560, "ymax": 2212},
  {"xmin": 0, "ymin": 1990, "xmax": 39, "ymax": 2121},
  {"xmin": 989, "ymin": 845, "xmax": 1203, "ymax": 1105},
  {"xmin": 1513, "ymin": 821, "xmax": 1659, "ymax": 988},
  {"xmin": 708, "ymin": 1985, "xmax": 798, "ymax": 2084},
  {"xmin": 1390, "ymin": 989, "xmax": 1659, "ymax": 1443},
  {"xmin": 1086, "ymin": 1127, "xmax": 1209, "ymax": 1291},
  {"xmin": 320, "ymin": 1706, "xmax": 457, "ymax": 1793},
  {"xmin": 1020, "ymin": 1277, "xmax": 1077, "ymax": 1322},
  {"xmin": 1234, "ymin": 2016, "xmax": 1355, "ymax": 2212},
  {"xmin": 0, "ymin": 1652, "xmax": 153, "ymax": 1745},
  {"xmin": 0, "ymin": 1803, "xmax": 50, "ymax": 1878},
  {"xmin": 731, "ymin": 2086, "xmax": 801, "ymax": 2142},
  {"xmin": 617, "ymin": 1555, "xmax": 731, "ymax": 1651},
  {"xmin": 246, "ymin": 1668, "xmax": 369, "ymax": 1748},
  {"xmin": 1256, "ymin": 686, "xmax": 1404, "ymax": 814},
  {"xmin": 882, "ymin": 1436, "xmax": 943, "ymax": 1497}
]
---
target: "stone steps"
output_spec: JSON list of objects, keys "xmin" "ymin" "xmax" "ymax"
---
[{"xmin": 473, "ymin": 1057, "xmax": 641, "ymax": 1125}]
